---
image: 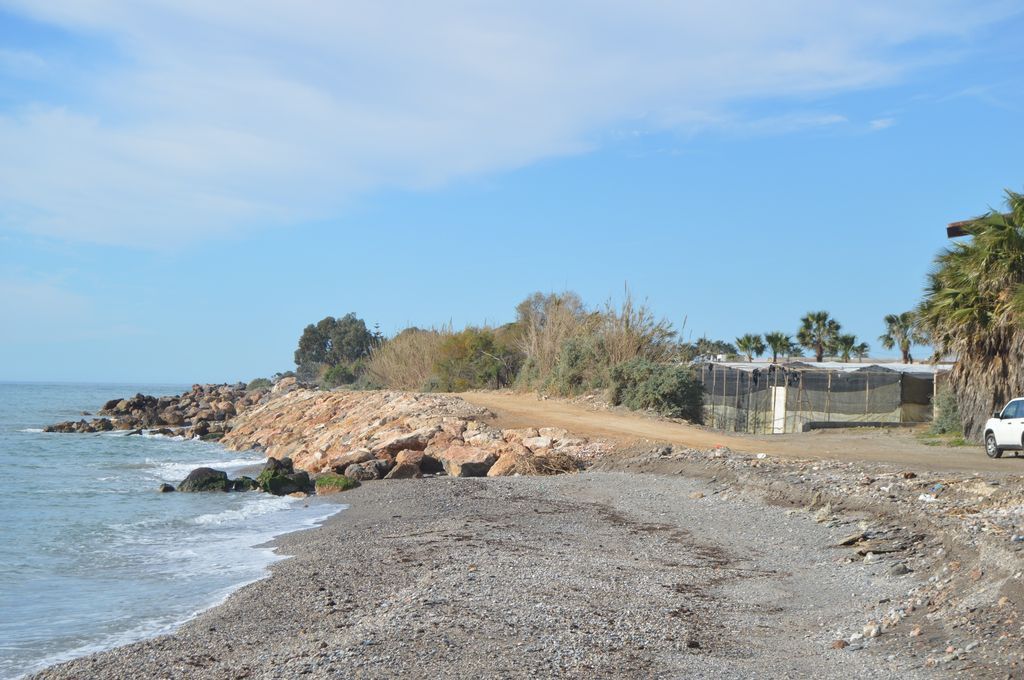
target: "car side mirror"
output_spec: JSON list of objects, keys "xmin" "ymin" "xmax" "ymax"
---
[{"xmin": 994, "ymin": 411, "xmax": 1004, "ymax": 419}]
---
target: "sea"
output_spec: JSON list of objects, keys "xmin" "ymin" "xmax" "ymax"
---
[{"xmin": 0, "ymin": 382, "xmax": 343, "ymax": 679}]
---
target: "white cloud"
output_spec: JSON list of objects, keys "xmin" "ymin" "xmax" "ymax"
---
[
  {"xmin": 869, "ymin": 117, "xmax": 897, "ymax": 130},
  {"xmin": 0, "ymin": 1, "xmax": 1012, "ymax": 246}
]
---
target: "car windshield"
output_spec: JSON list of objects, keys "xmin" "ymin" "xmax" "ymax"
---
[{"xmin": 1003, "ymin": 401, "xmax": 1023, "ymax": 418}]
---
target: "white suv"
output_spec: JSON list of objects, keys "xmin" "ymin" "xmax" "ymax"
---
[{"xmin": 984, "ymin": 398, "xmax": 1024, "ymax": 458}]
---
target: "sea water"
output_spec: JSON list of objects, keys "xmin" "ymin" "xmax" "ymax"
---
[{"xmin": 0, "ymin": 383, "xmax": 342, "ymax": 679}]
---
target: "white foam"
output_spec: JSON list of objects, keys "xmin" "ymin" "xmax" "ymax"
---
[
  {"xmin": 18, "ymin": 428, "xmax": 43, "ymax": 433},
  {"xmin": 149, "ymin": 456, "xmax": 266, "ymax": 481},
  {"xmin": 192, "ymin": 496, "xmax": 292, "ymax": 526}
]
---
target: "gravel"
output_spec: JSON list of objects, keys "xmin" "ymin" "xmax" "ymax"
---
[{"xmin": 31, "ymin": 471, "xmax": 934, "ymax": 679}]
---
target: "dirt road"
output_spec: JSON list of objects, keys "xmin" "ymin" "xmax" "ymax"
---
[{"xmin": 459, "ymin": 391, "xmax": 1023, "ymax": 475}]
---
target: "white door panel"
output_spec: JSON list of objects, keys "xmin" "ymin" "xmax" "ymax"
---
[{"xmin": 996, "ymin": 400, "xmax": 1024, "ymax": 447}]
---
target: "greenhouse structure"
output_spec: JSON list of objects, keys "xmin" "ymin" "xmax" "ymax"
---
[{"xmin": 695, "ymin": 361, "xmax": 951, "ymax": 435}]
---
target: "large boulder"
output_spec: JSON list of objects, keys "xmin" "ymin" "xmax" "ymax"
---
[
  {"xmin": 178, "ymin": 467, "xmax": 230, "ymax": 492},
  {"xmin": 344, "ymin": 463, "xmax": 379, "ymax": 482},
  {"xmin": 487, "ymin": 451, "xmax": 527, "ymax": 477},
  {"xmin": 257, "ymin": 457, "xmax": 313, "ymax": 495},
  {"xmin": 438, "ymin": 445, "xmax": 497, "ymax": 477},
  {"xmin": 371, "ymin": 426, "xmax": 440, "ymax": 456},
  {"xmin": 522, "ymin": 436, "xmax": 553, "ymax": 451},
  {"xmin": 384, "ymin": 461, "xmax": 421, "ymax": 479},
  {"xmin": 232, "ymin": 476, "xmax": 259, "ymax": 491},
  {"xmin": 397, "ymin": 449, "xmax": 444, "ymax": 475},
  {"xmin": 327, "ymin": 448, "xmax": 374, "ymax": 473}
]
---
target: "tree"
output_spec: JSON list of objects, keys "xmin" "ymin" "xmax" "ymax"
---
[
  {"xmin": 735, "ymin": 333, "xmax": 766, "ymax": 362},
  {"xmin": 764, "ymin": 331, "xmax": 793, "ymax": 363},
  {"xmin": 294, "ymin": 314, "xmax": 374, "ymax": 383},
  {"xmin": 797, "ymin": 311, "xmax": 841, "ymax": 362},
  {"xmin": 434, "ymin": 327, "xmax": 520, "ymax": 391},
  {"xmin": 679, "ymin": 337, "xmax": 738, "ymax": 362},
  {"xmin": 834, "ymin": 334, "xmax": 868, "ymax": 362},
  {"xmin": 878, "ymin": 311, "xmax": 925, "ymax": 363},
  {"xmin": 917, "ymin": 189, "xmax": 1024, "ymax": 440}
]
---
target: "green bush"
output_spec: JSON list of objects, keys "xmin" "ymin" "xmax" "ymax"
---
[
  {"xmin": 247, "ymin": 378, "xmax": 272, "ymax": 391},
  {"xmin": 547, "ymin": 335, "xmax": 603, "ymax": 396},
  {"xmin": 322, "ymin": 360, "xmax": 365, "ymax": 387},
  {"xmin": 608, "ymin": 358, "xmax": 704, "ymax": 421},
  {"xmin": 433, "ymin": 327, "xmax": 521, "ymax": 391},
  {"xmin": 930, "ymin": 386, "xmax": 962, "ymax": 435}
]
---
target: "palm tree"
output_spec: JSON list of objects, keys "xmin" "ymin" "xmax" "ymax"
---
[
  {"xmin": 879, "ymin": 311, "xmax": 925, "ymax": 363},
  {"xmin": 797, "ymin": 311, "xmax": 841, "ymax": 362},
  {"xmin": 834, "ymin": 334, "xmax": 868, "ymax": 362},
  {"xmin": 735, "ymin": 333, "xmax": 766, "ymax": 362},
  {"xmin": 764, "ymin": 331, "xmax": 792, "ymax": 363},
  {"xmin": 917, "ymin": 189, "xmax": 1024, "ymax": 440}
]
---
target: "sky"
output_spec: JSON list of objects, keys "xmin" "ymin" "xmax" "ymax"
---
[{"xmin": 1, "ymin": 1, "xmax": 1023, "ymax": 383}]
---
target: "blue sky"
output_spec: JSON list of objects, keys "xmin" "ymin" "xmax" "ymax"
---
[{"xmin": 1, "ymin": 2, "xmax": 1022, "ymax": 382}]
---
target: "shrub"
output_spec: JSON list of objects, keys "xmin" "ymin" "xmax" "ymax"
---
[
  {"xmin": 434, "ymin": 327, "xmax": 521, "ymax": 391},
  {"xmin": 322, "ymin": 360, "xmax": 365, "ymax": 387},
  {"xmin": 608, "ymin": 358, "xmax": 704, "ymax": 421},
  {"xmin": 366, "ymin": 326, "xmax": 451, "ymax": 390},
  {"xmin": 546, "ymin": 335, "xmax": 603, "ymax": 396},
  {"xmin": 247, "ymin": 378, "xmax": 272, "ymax": 391},
  {"xmin": 512, "ymin": 288, "xmax": 676, "ymax": 395},
  {"xmin": 930, "ymin": 386, "xmax": 962, "ymax": 435}
]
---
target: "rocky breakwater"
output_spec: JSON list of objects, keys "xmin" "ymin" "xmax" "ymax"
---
[
  {"xmin": 220, "ymin": 389, "xmax": 602, "ymax": 482},
  {"xmin": 44, "ymin": 382, "xmax": 274, "ymax": 440}
]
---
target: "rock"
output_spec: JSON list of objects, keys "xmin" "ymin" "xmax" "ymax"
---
[
  {"xmin": 889, "ymin": 563, "xmax": 911, "ymax": 576},
  {"xmin": 257, "ymin": 457, "xmax": 313, "ymax": 495},
  {"xmin": 486, "ymin": 452, "xmax": 525, "ymax": 477},
  {"xmin": 384, "ymin": 461, "xmax": 421, "ymax": 479},
  {"xmin": 909, "ymin": 626, "xmax": 922, "ymax": 637},
  {"xmin": 232, "ymin": 476, "xmax": 259, "ymax": 492},
  {"xmin": 688, "ymin": 491, "xmax": 705, "ymax": 500},
  {"xmin": 371, "ymin": 426, "xmax": 440, "ymax": 455},
  {"xmin": 314, "ymin": 474, "xmax": 359, "ymax": 494},
  {"xmin": 272, "ymin": 376, "xmax": 298, "ymax": 394},
  {"xmin": 158, "ymin": 483, "xmax": 175, "ymax": 493},
  {"xmin": 263, "ymin": 471, "xmax": 311, "ymax": 496},
  {"xmin": 464, "ymin": 430, "xmax": 502, "ymax": 446},
  {"xmin": 502, "ymin": 427, "xmax": 539, "ymax": 443},
  {"xmin": 831, "ymin": 640, "xmax": 849, "ymax": 650},
  {"xmin": 440, "ymin": 419, "xmax": 468, "ymax": 437},
  {"xmin": 521, "ymin": 436, "xmax": 553, "ymax": 451},
  {"xmin": 345, "ymin": 463, "xmax": 380, "ymax": 482},
  {"xmin": 368, "ymin": 458, "xmax": 393, "ymax": 477},
  {"xmin": 538, "ymin": 427, "xmax": 569, "ymax": 441},
  {"xmin": 327, "ymin": 448, "xmax": 374, "ymax": 473},
  {"xmin": 178, "ymin": 467, "xmax": 230, "ymax": 492},
  {"xmin": 395, "ymin": 449, "xmax": 424, "ymax": 466},
  {"xmin": 438, "ymin": 445, "xmax": 497, "ymax": 477},
  {"xmin": 863, "ymin": 622, "xmax": 881, "ymax": 638}
]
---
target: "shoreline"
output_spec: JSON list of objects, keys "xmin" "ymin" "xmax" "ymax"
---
[
  {"xmin": 18, "ymin": 487, "xmax": 348, "ymax": 680},
  {"xmin": 31, "ymin": 471, "xmax": 932, "ymax": 679}
]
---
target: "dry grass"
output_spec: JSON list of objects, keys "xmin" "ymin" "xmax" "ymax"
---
[
  {"xmin": 597, "ymin": 287, "xmax": 676, "ymax": 366},
  {"xmin": 514, "ymin": 291, "xmax": 595, "ymax": 382},
  {"xmin": 513, "ymin": 449, "xmax": 583, "ymax": 475},
  {"xmin": 366, "ymin": 326, "xmax": 451, "ymax": 390}
]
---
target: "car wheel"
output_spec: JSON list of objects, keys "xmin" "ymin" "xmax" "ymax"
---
[{"xmin": 985, "ymin": 432, "xmax": 1003, "ymax": 458}]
